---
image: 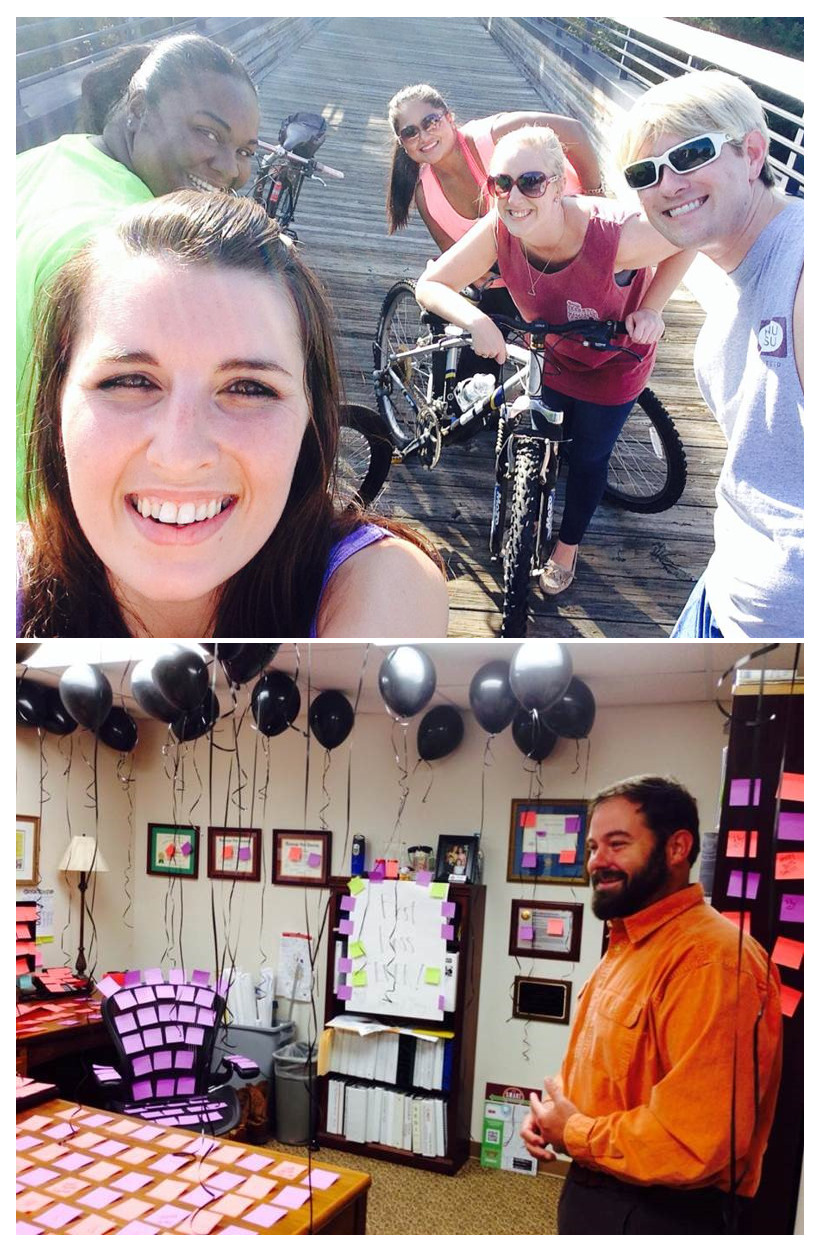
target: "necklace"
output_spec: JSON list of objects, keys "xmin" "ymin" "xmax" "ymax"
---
[{"xmin": 522, "ymin": 210, "xmax": 568, "ymax": 296}]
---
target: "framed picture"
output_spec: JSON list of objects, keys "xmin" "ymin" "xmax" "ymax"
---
[
  {"xmin": 435, "ymin": 834, "xmax": 479, "ymax": 883},
  {"xmin": 512, "ymin": 976, "xmax": 572, "ymax": 1024},
  {"xmin": 207, "ymin": 827, "xmax": 261, "ymax": 881},
  {"xmin": 16, "ymin": 815, "xmax": 40, "ymax": 887},
  {"xmin": 147, "ymin": 823, "xmax": 199, "ymax": 878},
  {"xmin": 507, "ymin": 799, "xmax": 589, "ymax": 885},
  {"xmin": 509, "ymin": 899, "xmax": 583, "ymax": 962},
  {"xmin": 273, "ymin": 830, "xmax": 331, "ymax": 887}
]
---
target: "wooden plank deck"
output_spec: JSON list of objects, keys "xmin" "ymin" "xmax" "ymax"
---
[{"xmin": 253, "ymin": 16, "xmax": 726, "ymax": 638}]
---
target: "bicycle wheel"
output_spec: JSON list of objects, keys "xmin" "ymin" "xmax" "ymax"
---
[
  {"xmin": 273, "ymin": 182, "xmax": 295, "ymax": 228},
  {"xmin": 603, "ymin": 387, "xmax": 687, "ymax": 513},
  {"xmin": 374, "ymin": 280, "xmax": 437, "ymax": 447},
  {"xmin": 501, "ymin": 440, "xmax": 543, "ymax": 638},
  {"xmin": 334, "ymin": 403, "xmax": 394, "ymax": 510}
]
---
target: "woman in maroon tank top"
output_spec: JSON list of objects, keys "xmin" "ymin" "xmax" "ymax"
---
[{"xmin": 416, "ymin": 126, "xmax": 693, "ymax": 596}]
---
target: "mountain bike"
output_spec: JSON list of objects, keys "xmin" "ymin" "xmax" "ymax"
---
[{"xmin": 370, "ymin": 282, "xmax": 688, "ymax": 637}]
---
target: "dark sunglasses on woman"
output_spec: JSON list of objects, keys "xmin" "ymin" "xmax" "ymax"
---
[
  {"xmin": 623, "ymin": 132, "xmax": 736, "ymax": 190},
  {"xmin": 398, "ymin": 112, "xmax": 447, "ymax": 142},
  {"xmin": 486, "ymin": 170, "xmax": 557, "ymax": 199}
]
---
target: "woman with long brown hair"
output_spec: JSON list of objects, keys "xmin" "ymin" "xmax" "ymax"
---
[{"xmin": 17, "ymin": 192, "xmax": 446, "ymax": 638}]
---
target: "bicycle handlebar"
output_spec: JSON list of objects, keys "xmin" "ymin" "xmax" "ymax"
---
[
  {"xmin": 256, "ymin": 140, "xmax": 344, "ymax": 179},
  {"xmin": 490, "ymin": 313, "xmax": 628, "ymax": 339}
]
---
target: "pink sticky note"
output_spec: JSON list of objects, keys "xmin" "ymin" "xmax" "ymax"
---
[
  {"xmin": 721, "ymin": 910, "xmax": 753, "ymax": 934},
  {"xmin": 46, "ymin": 1176, "xmax": 89, "ymax": 1198},
  {"xmin": 521, "ymin": 811, "xmax": 536, "ymax": 827},
  {"xmin": 779, "ymin": 894, "xmax": 804, "ymax": 924},
  {"xmin": 521, "ymin": 852, "xmax": 537, "ymax": 869},
  {"xmin": 777, "ymin": 812, "xmax": 804, "ymax": 841},
  {"xmin": 153, "ymin": 1153, "xmax": 190, "ymax": 1174},
  {"xmin": 547, "ymin": 918, "xmax": 564, "ymax": 936},
  {"xmin": 308, "ymin": 852, "xmax": 321, "ymax": 867},
  {"xmin": 235, "ymin": 1152, "xmax": 271, "ymax": 1172},
  {"xmin": 18, "ymin": 1167, "xmax": 59, "ymax": 1187},
  {"xmin": 288, "ymin": 845, "xmax": 303, "ymax": 862},
  {"xmin": 95, "ymin": 975, "xmax": 120, "ymax": 998},
  {"xmin": 118, "ymin": 1220, "xmax": 159, "ymax": 1234},
  {"xmin": 564, "ymin": 816, "xmax": 580, "ymax": 833},
  {"xmin": 772, "ymin": 936, "xmax": 804, "ymax": 970},
  {"xmin": 780, "ymin": 985, "xmax": 803, "ymax": 1018},
  {"xmin": 175, "ymin": 1211, "xmax": 221, "ymax": 1235},
  {"xmin": 306, "ymin": 1168, "xmax": 339, "ymax": 1189},
  {"xmin": 441, "ymin": 901, "xmax": 456, "ymax": 917},
  {"xmin": 777, "ymin": 773, "xmax": 804, "ymax": 803},
  {"xmin": 80, "ymin": 1186, "xmax": 123, "ymax": 1208},
  {"xmin": 82, "ymin": 1159, "xmax": 122, "ymax": 1181},
  {"xmin": 518, "ymin": 925, "xmax": 535, "ymax": 941},
  {"xmin": 275, "ymin": 1184, "xmax": 311, "ymax": 1209},
  {"xmin": 416, "ymin": 870, "xmax": 432, "ymax": 886},
  {"xmin": 212, "ymin": 1193, "xmax": 253, "ymax": 1218},
  {"xmin": 55, "ymin": 1151, "xmax": 94, "ymax": 1171},
  {"xmin": 115, "ymin": 1171, "xmax": 153, "ymax": 1193},
  {"xmin": 338, "ymin": 919, "xmax": 354, "ymax": 935},
  {"xmin": 242, "ymin": 1203, "xmax": 287, "ymax": 1227},
  {"xmin": 340, "ymin": 894, "xmax": 357, "ymax": 910},
  {"xmin": 145, "ymin": 1203, "xmax": 191, "ymax": 1229},
  {"xmin": 727, "ymin": 869, "xmax": 760, "ymax": 899},
  {"xmin": 369, "ymin": 865, "xmax": 385, "ymax": 882},
  {"xmin": 209, "ymin": 1170, "xmax": 244, "ymax": 1192},
  {"xmin": 109, "ymin": 1197, "xmax": 153, "ymax": 1220},
  {"xmin": 726, "ymin": 830, "xmax": 759, "ymax": 858},
  {"xmin": 337, "ymin": 984, "xmax": 352, "ymax": 1001},
  {"xmin": 37, "ymin": 1202, "xmax": 84, "ymax": 1230},
  {"xmin": 271, "ymin": 1160, "xmax": 304, "ymax": 1180},
  {"xmin": 386, "ymin": 860, "xmax": 399, "ymax": 879},
  {"xmin": 438, "ymin": 995, "xmax": 446, "ymax": 1011},
  {"xmin": 147, "ymin": 1179, "xmax": 188, "ymax": 1202},
  {"xmin": 238, "ymin": 846, "xmax": 252, "ymax": 862},
  {"xmin": 730, "ymin": 778, "xmax": 761, "ymax": 806},
  {"xmin": 209, "ymin": 1143, "xmax": 245, "ymax": 1164},
  {"xmin": 238, "ymin": 1175, "xmax": 275, "ymax": 1200},
  {"xmin": 775, "ymin": 851, "xmax": 804, "ymax": 880},
  {"xmin": 16, "ymin": 1223, "xmax": 44, "ymax": 1235},
  {"xmin": 441, "ymin": 925, "xmax": 455, "ymax": 941},
  {"xmin": 338, "ymin": 957, "xmax": 352, "ymax": 973},
  {"xmin": 81, "ymin": 1112, "xmax": 115, "ymax": 1127},
  {"xmin": 71, "ymin": 1215, "xmax": 115, "ymax": 1235},
  {"xmin": 558, "ymin": 849, "xmax": 577, "ymax": 864}
]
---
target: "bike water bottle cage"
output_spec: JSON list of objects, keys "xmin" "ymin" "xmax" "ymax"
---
[
  {"xmin": 623, "ymin": 133, "xmax": 735, "ymax": 189},
  {"xmin": 279, "ymin": 112, "xmax": 327, "ymax": 158}
]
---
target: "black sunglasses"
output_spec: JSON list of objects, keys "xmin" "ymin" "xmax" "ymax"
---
[
  {"xmin": 486, "ymin": 170, "xmax": 557, "ymax": 199},
  {"xmin": 398, "ymin": 112, "xmax": 447, "ymax": 143},
  {"xmin": 624, "ymin": 132, "xmax": 735, "ymax": 190}
]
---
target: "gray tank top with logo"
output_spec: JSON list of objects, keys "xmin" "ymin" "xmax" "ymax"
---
[{"xmin": 695, "ymin": 200, "xmax": 803, "ymax": 638}]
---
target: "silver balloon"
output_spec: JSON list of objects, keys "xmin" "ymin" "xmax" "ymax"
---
[
  {"xmin": 378, "ymin": 647, "xmax": 436, "ymax": 719},
  {"xmin": 509, "ymin": 642, "xmax": 572, "ymax": 712}
]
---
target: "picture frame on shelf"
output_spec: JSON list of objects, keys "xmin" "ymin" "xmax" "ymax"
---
[
  {"xmin": 507, "ymin": 799, "xmax": 589, "ymax": 885},
  {"xmin": 508, "ymin": 899, "xmax": 583, "ymax": 961},
  {"xmin": 273, "ymin": 829, "xmax": 331, "ymax": 887},
  {"xmin": 16, "ymin": 815, "xmax": 40, "ymax": 887},
  {"xmin": 147, "ymin": 823, "xmax": 199, "ymax": 878},
  {"xmin": 434, "ymin": 834, "xmax": 479, "ymax": 883},
  {"xmin": 207, "ymin": 826, "xmax": 262, "ymax": 881},
  {"xmin": 512, "ymin": 976, "xmax": 572, "ymax": 1024}
]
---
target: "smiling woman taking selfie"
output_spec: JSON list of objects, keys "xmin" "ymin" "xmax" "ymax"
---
[
  {"xmin": 16, "ymin": 33, "xmax": 260, "ymax": 520},
  {"xmin": 17, "ymin": 193, "xmax": 447, "ymax": 639}
]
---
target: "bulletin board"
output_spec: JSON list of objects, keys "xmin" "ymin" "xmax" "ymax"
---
[{"xmin": 507, "ymin": 799, "xmax": 589, "ymax": 885}]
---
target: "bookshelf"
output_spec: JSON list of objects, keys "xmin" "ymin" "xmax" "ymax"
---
[{"xmin": 319, "ymin": 879, "xmax": 485, "ymax": 1174}]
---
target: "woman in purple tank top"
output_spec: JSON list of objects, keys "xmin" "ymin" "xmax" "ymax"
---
[
  {"xmin": 17, "ymin": 193, "xmax": 446, "ymax": 639},
  {"xmin": 416, "ymin": 126, "xmax": 693, "ymax": 597}
]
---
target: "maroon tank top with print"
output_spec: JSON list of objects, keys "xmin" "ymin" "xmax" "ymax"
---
[{"xmin": 496, "ymin": 200, "xmax": 657, "ymax": 403}]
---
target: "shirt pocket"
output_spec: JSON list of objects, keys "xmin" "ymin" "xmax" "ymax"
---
[{"xmin": 592, "ymin": 988, "xmax": 644, "ymax": 1082}]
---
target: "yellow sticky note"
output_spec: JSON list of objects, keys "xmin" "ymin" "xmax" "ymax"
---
[
  {"xmin": 429, "ymin": 883, "xmax": 447, "ymax": 899},
  {"xmin": 349, "ymin": 941, "xmax": 366, "ymax": 959},
  {"xmin": 348, "ymin": 876, "xmax": 366, "ymax": 895},
  {"xmin": 424, "ymin": 967, "xmax": 441, "ymax": 985},
  {"xmin": 351, "ymin": 970, "xmax": 368, "ymax": 987}
]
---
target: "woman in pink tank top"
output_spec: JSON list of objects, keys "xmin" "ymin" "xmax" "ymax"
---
[{"xmin": 416, "ymin": 126, "xmax": 693, "ymax": 597}]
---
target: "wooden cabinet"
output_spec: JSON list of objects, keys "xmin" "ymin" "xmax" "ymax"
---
[{"xmin": 318, "ymin": 879, "xmax": 485, "ymax": 1175}]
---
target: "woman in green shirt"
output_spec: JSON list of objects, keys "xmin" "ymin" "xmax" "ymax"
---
[{"xmin": 16, "ymin": 33, "xmax": 259, "ymax": 519}]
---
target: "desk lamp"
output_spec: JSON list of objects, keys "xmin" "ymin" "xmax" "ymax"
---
[{"xmin": 57, "ymin": 834, "xmax": 109, "ymax": 978}]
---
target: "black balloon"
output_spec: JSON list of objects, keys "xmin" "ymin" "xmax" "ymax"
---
[
  {"xmin": 509, "ymin": 642, "xmax": 572, "ymax": 712},
  {"xmin": 59, "ymin": 664, "xmax": 112, "ymax": 731},
  {"xmin": 98, "ymin": 705, "xmax": 138, "ymax": 753},
  {"xmin": 251, "ymin": 670, "xmax": 301, "ymax": 737},
  {"xmin": 172, "ymin": 690, "xmax": 220, "ymax": 743},
  {"xmin": 41, "ymin": 686, "xmax": 78, "ymax": 736},
  {"xmin": 131, "ymin": 658, "xmax": 181, "ymax": 723},
  {"xmin": 152, "ymin": 645, "xmax": 209, "ymax": 714},
  {"xmin": 16, "ymin": 678, "xmax": 49, "ymax": 728},
  {"xmin": 309, "ymin": 690, "xmax": 354, "ymax": 750},
  {"xmin": 222, "ymin": 644, "xmax": 280, "ymax": 686},
  {"xmin": 469, "ymin": 660, "xmax": 517, "ymax": 734},
  {"xmin": 512, "ymin": 708, "xmax": 558, "ymax": 762},
  {"xmin": 545, "ymin": 677, "xmax": 596, "ymax": 739},
  {"xmin": 417, "ymin": 705, "xmax": 464, "ymax": 761},
  {"xmin": 378, "ymin": 647, "xmax": 436, "ymax": 719}
]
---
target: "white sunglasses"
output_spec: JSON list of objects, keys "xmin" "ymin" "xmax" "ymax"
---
[{"xmin": 624, "ymin": 132, "xmax": 737, "ymax": 190}]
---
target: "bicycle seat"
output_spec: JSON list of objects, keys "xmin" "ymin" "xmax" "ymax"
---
[{"xmin": 279, "ymin": 112, "xmax": 327, "ymax": 157}]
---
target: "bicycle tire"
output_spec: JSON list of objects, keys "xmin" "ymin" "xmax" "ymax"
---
[
  {"xmin": 334, "ymin": 403, "xmax": 394, "ymax": 510},
  {"xmin": 501, "ymin": 441, "xmax": 543, "ymax": 638},
  {"xmin": 603, "ymin": 387, "xmax": 687, "ymax": 513},
  {"xmin": 374, "ymin": 280, "xmax": 437, "ymax": 448}
]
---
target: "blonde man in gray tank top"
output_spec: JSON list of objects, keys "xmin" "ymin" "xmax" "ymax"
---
[{"xmin": 617, "ymin": 70, "xmax": 803, "ymax": 640}]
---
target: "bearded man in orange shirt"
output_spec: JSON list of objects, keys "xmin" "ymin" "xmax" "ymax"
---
[{"xmin": 521, "ymin": 776, "xmax": 782, "ymax": 1234}]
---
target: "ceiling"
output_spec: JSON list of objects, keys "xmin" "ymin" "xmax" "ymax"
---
[{"xmin": 17, "ymin": 641, "xmax": 803, "ymax": 716}]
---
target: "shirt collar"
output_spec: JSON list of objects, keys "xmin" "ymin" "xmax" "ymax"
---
[{"xmin": 608, "ymin": 883, "xmax": 705, "ymax": 946}]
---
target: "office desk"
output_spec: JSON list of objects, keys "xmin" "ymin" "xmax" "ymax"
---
[
  {"xmin": 16, "ymin": 1099, "xmax": 371, "ymax": 1235},
  {"xmin": 16, "ymin": 999, "xmax": 107, "ymax": 1074}
]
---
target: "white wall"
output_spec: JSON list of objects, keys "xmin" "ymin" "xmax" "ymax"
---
[{"xmin": 17, "ymin": 695, "xmax": 726, "ymax": 1141}]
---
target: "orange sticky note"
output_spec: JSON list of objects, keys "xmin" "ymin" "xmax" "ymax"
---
[
  {"xmin": 546, "ymin": 918, "xmax": 564, "ymax": 936},
  {"xmin": 726, "ymin": 830, "xmax": 758, "ymax": 858},
  {"xmin": 521, "ymin": 812, "xmax": 537, "ymax": 827},
  {"xmin": 288, "ymin": 845, "xmax": 303, "ymax": 862},
  {"xmin": 558, "ymin": 849, "xmax": 576, "ymax": 864},
  {"xmin": 775, "ymin": 851, "xmax": 804, "ymax": 880},
  {"xmin": 720, "ymin": 911, "xmax": 752, "ymax": 934},
  {"xmin": 385, "ymin": 860, "xmax": 399, "ymax": 879},
  {"xmin": 772, "ymin": 936, "xmax": 804, "ymax": 970},
  {"xmin": 777, "ymin": 773, "xmax": 804, "ymax": 803},
  {"xmin": 223, "ymin": 845, "xmax": 235, "ymax": 862},
  {"xmin": 779, "ymin": 985, "xmax": 802, "ymax": 1018}
]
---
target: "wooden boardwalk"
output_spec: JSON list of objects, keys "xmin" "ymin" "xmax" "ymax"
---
[{"xmin": 254, "ymin": 16, "xmax": 726, "ymax": 638}]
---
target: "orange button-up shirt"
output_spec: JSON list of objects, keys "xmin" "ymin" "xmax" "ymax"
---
[{"xmin": 562, "ymin": 884, "xmax": 782, "ymax": 1194}]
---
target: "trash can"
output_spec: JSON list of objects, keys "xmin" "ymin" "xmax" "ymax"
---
[
  {"xmin": 214, "ymin": 1020, "xmax": 295, "ymax": 1090},
  {"xmin": 272, "ymin": 1040, "xmax": 318, "ymax": 1145}
]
